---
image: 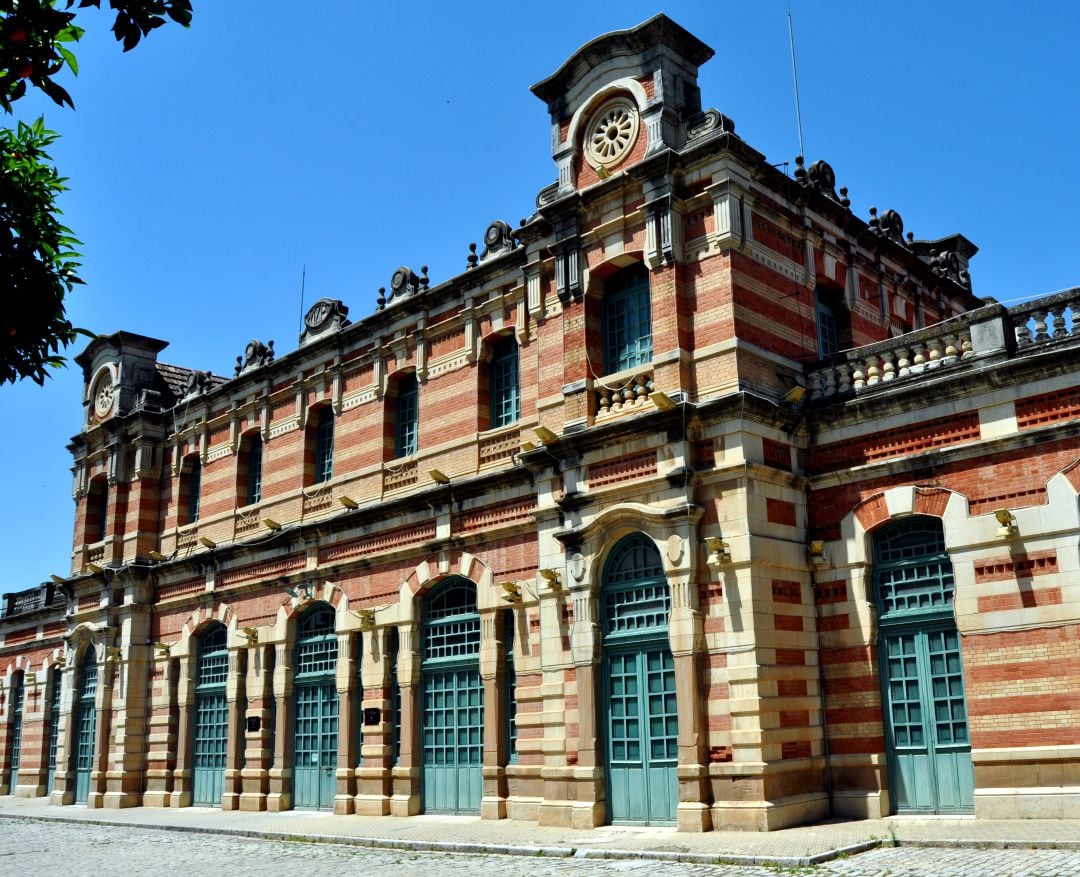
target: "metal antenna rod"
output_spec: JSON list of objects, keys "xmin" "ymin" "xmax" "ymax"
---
[
  {"xmin": 299, "ymin": 263, "xmax": 306, "ymax": 326},
  {"xmin": 787, "ymin": 5, "xmax": 806, "ymax": 159}
]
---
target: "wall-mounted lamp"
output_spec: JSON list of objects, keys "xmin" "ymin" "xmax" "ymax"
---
[
  {"xmin": 198, "ymin": 536, "xmax": 217, "ymax": 549},
  {"xmin": 781, "ymin": 384, "xmax": 807, "ymax": 404},
  {"xmin": 649, "ymin": 390, "xmax": 677, "ymax": 411},
  {"xmin": 428, "ymin": 468, "xmax": 450, "ymax": 485},
  {"xmin": 994, "ymin": 509, "xmax": 1018, "ymax": 538},
  {"xmin": 50, "ymin": 574, "xmax": 66, "ymax": 585},
  {"xmin": 338, "ymin": 495, "xmax": 358, "ymax": 510},
  {"xmin": 148, "ymin": 551, "xmax": 168, "ymax": 562},
  {"xmin": 538, "ymin": 568, "xmax": 562, "ymax": 590},
  {"xmin": 705, "ymin": 536, "xmax": 731, "ymax": 565},
  {"xmin": 534, "ymin": 426, "xmax": 558, "ymax": 444},
  {"xmin": 153, "ymin": 642, "xmax": 171, "ymax": 658},
  {"xmin": 500, "ymin": 582, "xmax": 522, "ymax": 603},
  {"xmin": 239, "ymin": 626, "xmax": 259, "ymax": 647},
  {"xmin": 519, "ymin": 441, "xmax": 537, "ymax": 453},
  {"xmin": 285, "ymin": 583, "xmax": 311, "ymax": 601},
  {"xmin": 86, "ymin": 562, "xmax": 104, "ymax": 574},
  {"xmin": 262, "ymin": 518, "xmax": 282, "ymax": 531},
  {"xmin": 350, "ymin": 608, "xmax": 375, "ymax": 627},
  {"xmin": 808, "ymin": 540, "xmax": 827, "ymax": 565}
]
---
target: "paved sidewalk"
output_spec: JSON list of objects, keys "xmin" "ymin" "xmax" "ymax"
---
[{"xmin": 1, "ymin": 796, "xmax": 1078, "ymax": 868}]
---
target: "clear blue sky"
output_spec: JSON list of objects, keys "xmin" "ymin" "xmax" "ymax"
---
[{"xmin": 3, "ymin": 1, "xmax": 1078, "ymax": 589}]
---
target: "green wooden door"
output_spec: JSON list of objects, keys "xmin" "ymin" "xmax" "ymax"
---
[
  {"xmin": 292, "ymin": 604, "xmax": 338, "ymax": 810},
  {"xmin": 8, "ymin": 679, "xmax": 23, "ymax": 792},
  {"xmin": 74, "ymin": 653, "xmax": 98, "ymax": 804},
  {"xmin": 193, "ymin": 624, "xmax": 228, "ymax": 806},
  {"xmin": 293, "ymin": 682, "xmax": 338, "ymax": 808},
  {"xmin": 605, "ymin": 645, "xmax": 678, "ymax": 824},
  {"xmin": 422, "ymin": 667, "xmax": 483, "ymax": 812},
  {"xmin": 601, "ymin": 534, "xmax": 677, "ymax": 825},
  {"xmin": 875, "ymin": 517, "xmax": 973, "ymax": 814},
  {"xmin": 882, "ymin": 627, "xmax": 974, "ymax": 812},
  {"xmin": 46, "ymin": 672, "xmax": 61, "ymax": 792},
  {"xmin": 421, "ymin": 577, "xmax": 482, "ymax": 813}
]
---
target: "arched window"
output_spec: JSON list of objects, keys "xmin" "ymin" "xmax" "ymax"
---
[
  {"xmin": 46, "ymin": 667, "xmax": 62, "ymax": 792},
  {"xmin": 313, "ymin": 407, "xmax": 334, "ymax": 484},
  {"xmin": 873, "ymin": 516, "xmax": 972, "ymax": 814},
  {"xmin": 504, "ymin": 611, "xmax": 517, "ymax": 765},
  {"xmin": 603, "ymin": 264, "xmax": 652, "ymax": 374},
  {"xmin": 395, "ymin": 373, "xmax": 419, "ymax": 458},
  {"xmin": 489, "ymin": 336, "xmax": 520, "ymax": 429},
  {"xmin": 601, "ymin": 533, "xmax": 676, "ymax": 825},
  {"xmin": 192, "ymin": 623, "xmax": 229, "ymax": 806},
  {"xmin": 74, "ymin": 648, "xmax": 98, "ymax": 804},
  {"xmin": 85, "ymin": 476, "xmax": 108, "ymax": 544},
  {"xmin": 179, "ymin": 456, "xmax": 201, "ymax": 525},
  {"xmin": 292, "ymin": 603, "xmax": 338, "ymax": 810},
  {"xmin": 7, "ymin": 672, "xmax": 24, "ymax": 792},
  {"xmin": 239, "ymin": 433, "xmax": 263, "ymax": 506}
]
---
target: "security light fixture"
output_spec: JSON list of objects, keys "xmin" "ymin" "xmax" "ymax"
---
[
  {"xmin": 86, "ymin": 562, "xmax": 104, "ymax": 574},
  {"xmin": 240, "ymin": 626, "xmax": 259, "ymax": 647},
  {"xmin": 50, "ymin": 574, "xmax": 66, "ymax": 585},
  {"xmin": 428, "ymin": 468, "xmax": 450, "ymax": 485},
  {"xmin": 519, "ymin": 441, "xmax": 537, "ymax": 452},
  {"xmin": 538, "ymin": 568, "xmax": 562, "ymax": 590},
  {"xmin": 153, "ymin": 642, "xmax": 171, "ymax": 658},
  {"xmin": 338, "ymin": 495, "xmax": 359, "ymax": 510},
  {"xmin": 198, "ymin": 536, "xmax": 216, "ymax": 549},
  {"xmin": 148, "ymin": 551, "xmax": 168, "ymax": 562},
  {"xmin": 705, "ymin": 536, "xmax": 731, "ymax": 564},
  {"xmin": 500, "ymin": 582, "xmax": 522, "ymax": 603},
  {"xmin": 262, "ymin": 518, "xmax": 282, "ymax": 531},
  {"xmin": 808, "ymin": 540, "xmax": 827, "ymax": 565},
  {"xmin": 534, "ymin": 426, "xmax": 558, "ymax": 444},
  {"xmin": 105, "ymin": 647, "xmax": 122, "ymax": 663},
  {"xmin": 994, "ymin": 509, "xmax": 1018, "ymax": 538},
  {"xmin": 649, "ymin": 390, "xmax": 677, "ymax": 411},
  {"xmin": 781, "ymin": 384, "xmax": 807, "ymax": 404},
  {"xmin": 53, "ymin": 654, "xmax": 66, "ymax": 668}
]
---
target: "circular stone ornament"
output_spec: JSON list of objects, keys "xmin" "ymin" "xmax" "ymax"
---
[
  {"xmin": 92, "ymin": 370, "xmax": 115, "ymax": 419},
  {"xmin": 583, "ymin": 96, "xmax": 640, "ymax": 172}
]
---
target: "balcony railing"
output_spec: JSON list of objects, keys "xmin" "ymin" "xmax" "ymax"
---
[
  {"xmin": 1, "ymin": 582, "xmax": 66, "ymax": 618},
  {"xmin": 808, "ymin": 288, "xmax": 1080, "ymax": 401},
  {"xmin": 595, "ymin": 367, "xmax": 654, "ymax": 418}
]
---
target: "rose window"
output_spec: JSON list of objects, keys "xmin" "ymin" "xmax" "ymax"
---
[
  {"xmin": 93, "ymin": 375, "xmax": 114, "ymax": 418},
  {"xmin": 584, "ymin": 97, "xmax": 639, "ymax": 171}
]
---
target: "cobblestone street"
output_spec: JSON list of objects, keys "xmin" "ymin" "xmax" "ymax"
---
[{"xmin": 3, "ymin": 819, "xmax": 1080, "ymax": 877}]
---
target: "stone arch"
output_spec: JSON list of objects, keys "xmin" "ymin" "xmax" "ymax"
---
[
  {"xmin": 399, "ymin": 551, "xmax": 494, "ymax": 623},
  {"xmin": 174, "ymin": 601, "xmax": 237, "ymax": 660},
  {"xmin": 271, "ymin": 580, "xmax": 348, "ymax": 642}
]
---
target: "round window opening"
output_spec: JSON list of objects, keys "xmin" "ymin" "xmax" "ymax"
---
[
  {"xmin": 583, "ymin": 97, "xmax": 639, "ymax": 172},
  {"xmin": 92, "ymin": 370, "xmax": 115, "ymax": 419}
]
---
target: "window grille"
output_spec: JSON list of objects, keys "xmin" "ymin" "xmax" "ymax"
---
[
  {"xmin": 422, "ymin": 578, "xmax": 480, "ymax": 662},
  {"xmin": 816, "ymin": 296, "xmax": 839, "ymax": 358},
  {"xmin": 90, "ymin": 481, "xmax": 108, "ymax": 543},
  {"xmin": 47, "ymin": 671, "xmax": 62, "ymax": 781},
  {"xmin": 388, "ymin": 627, "xmax": 401, "ymax": 765},
  {"xmin": 314, "ymin": 408, "xmax": 334, "ymax": 484},
  {"xmin": 505, "ymin": 612, "xmax": 517, "ymax": 763},
  {"xmin": 80, "ymin": 652, "xmax": 98, "ymax": 700},
  {"xmin": 295, "ymin": 604, "xmax": 337, "ymax": 677},
  {"xmin": 9, "ymin": 678, "xmax": 24, "ymax": 785},
  {"xmin": 602, "ymin": 534, "xmax": 669, "ymax": 639},
  {"xmin": 603, "ymin": 264, "xmax": 652, "ymax": 374},
  {"xmin": 395, "ymin": 374, "xmax": 419, "ymax": 458},
  {"xmin": 197, "ymin": 624, "xmax": 229, "ymax": 689},
  {"xmin": 490, "ymin": 337, "xmax": 520, "ymax": 428},
  {"xmin": 246, "ymin": 435, "xmax": 263, "ymax": 505},
  {"xmin": 874, "ymin": 518, "xmax": 954, "ymax": 617}
]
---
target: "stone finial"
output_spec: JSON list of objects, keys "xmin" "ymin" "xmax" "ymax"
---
[
  {"xmin": 420, "ymin": 266, "xmax": 430, "ymax": 291},
  {"xmin": 839, "ymin": 187, "xmax": 851, "ymax": 209},
  {"xmin": 794, "ymin": 154, "xmax": 807, "ymax": 184},
  {"xmin": 376, "ymin": 287, "xmax": 386, "ymax": 311},
  {"xmin": 234, "ymin": 339, "xmax": 275, "ymax": 377},
  {"xmin": 466, "ymin": 242, "xmax": 479, "ymax": 270}
]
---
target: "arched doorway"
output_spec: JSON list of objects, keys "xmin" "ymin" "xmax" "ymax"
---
[
  {"xmin": 73, "ymin": 649, "xmax": 98, "ymax": 804},
  {"xmin": 874, "ymin": 517, "xmax": 973, "ymax": 813},
  {"xmin": 601, "ymin": 533, "xmax": 677, "ymax": 825},
  {"xmin": 292, "ymin": 603, "xmax": 338, "ymax": 810},
  {"xmin": 7, "ymin": 673, "xmax": 23, "ymax": 793},
  {"xmin": 421, "ymin": 576, "xmax": 482, "ymax": 813},
  {"xmin": 192, "ymin": 623, "xmax": 228, "ymax": 806},
  {"xmin": 46, "ymin": 668, "xmax": 62, "ymax": 792}
]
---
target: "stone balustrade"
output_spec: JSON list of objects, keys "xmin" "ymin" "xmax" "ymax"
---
[
  {"xmin": 595, "ymin": 368, "xmax": 654, "ymax": 417},
  {"xmin": 809, "ymin": 289, "xmax": 1079, "ymax": 401}
]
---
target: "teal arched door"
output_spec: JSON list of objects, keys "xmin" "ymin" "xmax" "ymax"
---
[
  {"xmin": 46, "ymin": 669, "xmax": 62, "ymax": 792},
  {"xmin": 874, "ymin": 517, "xmax": 973, "ymax": 813},
  {"xmin": 192, "ymin": 623, "xmax": 228, "ymax": 806},
  {"xmin": 7, "ymin": 674, "xmax": 23, "ymax": 793},
  {"xmin": 421, "ymin": 577, "xmax": 483, "ymax": 813},
  {"xmin": 292, "ymin": 604, "xmax": 338, "ymax": 810},
  {"xmin": 74, "ymin": 650, "xmax": 98, "ymax": 804},
  {"xmin": 602, "ymin": 534, "xmax": 677, "ymax": 825}
]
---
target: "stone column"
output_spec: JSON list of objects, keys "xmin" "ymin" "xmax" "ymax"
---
[
  {"xmin": 390, "ymin": 623, "xmax": 420, "ymax": 816},
  {"xmin": 266, "ymin": 642, "xmax": 292, "ymax": 811},
  {"xmin": 221, "ymin": 648, "xmax": 247, "ymax": 811},
  {"xmin": 50, "ymin": 663, "xmax": 75, "ymax": 806},
  {"xmin": 356, "ymin": 626, "xmax": 391, "ymax": 815},
  {"xmin": 239, "ymin": 642, "xmax": 273, "ymax": 812},
  {"xmin": 143, "ymin": 652, "xmax": 177, "ymax": 806},
  {"xmin": 87, "ymin": 653, "xmax": 114, "ymax": 808},
  {"xmin": 479, "ymin": 609, "xmax": 507, "ymax": 820},
  {"xmin": 334, "ymin": 632, "xmax": 358, "ymax": 815},
  {"xmin": 169, "ymin": 655, "xmax": 193, "ymax": 807}
]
